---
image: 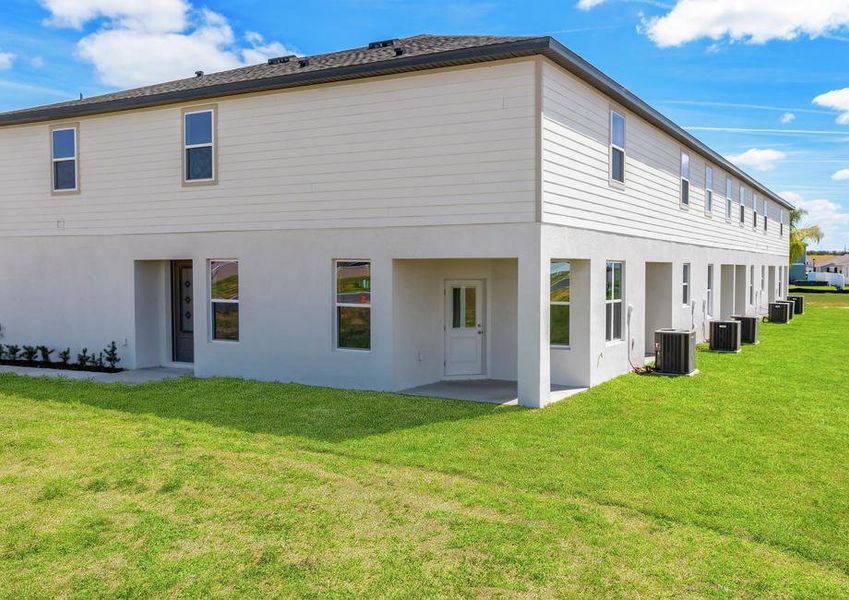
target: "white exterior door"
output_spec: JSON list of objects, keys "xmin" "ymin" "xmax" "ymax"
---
[{"xmin": 444, "ymin": 280, "xmax": 484, "ymax": 377}]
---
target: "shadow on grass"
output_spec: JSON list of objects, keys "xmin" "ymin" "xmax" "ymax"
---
[{"xmin": 0, "ymin": 374, "xmax": 519, "ymax": 443}]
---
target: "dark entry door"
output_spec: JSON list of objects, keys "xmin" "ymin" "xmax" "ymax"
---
[{"xmin": 171, "ymin": 260, "xmax": 194, "ymax": 363}]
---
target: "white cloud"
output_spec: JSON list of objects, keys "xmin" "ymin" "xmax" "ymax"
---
[
  {"xmin": 780, "ymin": 112, "xmax": 796, "ymax": 124},
  {"xmin": 41, "ymin": 0, "xmax": 188, "ymax": 31},
  {"xmin": 725, "ymin": 148, "xmax": 787, "ymax": 172},
  {"xmin": 781, "ymin": 191, "xmax": 849, "ymax": 249},
  {"xmin": 0, "ymin": 52, "xmax": 15, "ymax": 70},
  {"xmin": 832, "ymin": 168, "xmax": 849, "ymax": 181},
  {"xmin": 579, "ymin": 0, "xmax": 849, "ymax": 47},
  {"xmin": 813, "ymin": 88, "xmax": 849, "ymax": 125},
  {"xmin": 42, "ymin": 0, "xmax": 295, "ymax": 88},
  {"xmin": 576, "ymin": 0, "xmax": 606, "ymax": 9},
  {"xmin": 30, "ymin": 56, "xmax": 45, "ymax": 69}
]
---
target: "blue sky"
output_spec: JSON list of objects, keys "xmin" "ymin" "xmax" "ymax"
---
[{"xmin": 2, "ymin": 0, "xmax": 848, "ymax": 249}]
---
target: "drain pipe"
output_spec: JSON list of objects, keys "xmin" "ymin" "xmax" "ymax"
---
[{"xmin": 626, "ymin": 303, "xmax": 640, "ymax": 371}]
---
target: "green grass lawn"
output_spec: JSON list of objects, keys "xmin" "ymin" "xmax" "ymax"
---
[{"xmin": 2, "ymin": 294, "xmax": 849, "ymax": 598}]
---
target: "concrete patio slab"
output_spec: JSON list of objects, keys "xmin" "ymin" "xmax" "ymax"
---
[
  {"xmin": 0, "ymin": 365, "xmax": 193, "ymax": 384},
  {"xmin": 399, "ymin": 379, "xmax": 587, "ymax": 405}
]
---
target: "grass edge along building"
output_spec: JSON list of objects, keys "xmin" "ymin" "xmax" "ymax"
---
[{"xmin": 0, "ymin": 34, "xmax": 792, "ymax": 407}]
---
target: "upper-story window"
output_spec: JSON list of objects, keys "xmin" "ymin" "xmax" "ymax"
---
[
  {"xmin": 753, "ymin": 193, "xmax": 759, "ymax": 229},
  {"xmin": 610, "ymin": 110, "xmax": 625, "ymax": 184},
  {"xmin": 739, "ymin": 187, "xmax": 747, "ymax": 224},
  {"xmin": 764, "ymin": 199, "xmax": 769, "ymax": 232},
  {"xmin": 51, "ymin": 125, "xmax": 78, "ymax": 192},
  {"xmin": 725, "ymin": 177, "xmax": 733, "ymax": 220},
  {"xmin": 680, "ymin": 152, "xmax": 690, "ymax": 206},
  {"xmin": 780, "ymin": 210, "xmax": 785, "ymax": 237},
  {"xmin": 704, "ymin": 166, "xmax": 713, "ymax": 214},
  {"xmin": 184, "ymin": 107, "xmax": 216, "ymax": 183}
]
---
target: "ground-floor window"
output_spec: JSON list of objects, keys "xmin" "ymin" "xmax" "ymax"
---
[
  {"xmin": 605, "ymin": 261, "xmax": 623, "ymax": 342},
  {"xmin": 761, "ymin": 265, "xmax": 766, "ymax": 298},
  {"xmin": 682, "ymin": 263, "xmax": 691, "ymax": 306},
  {"xmin": 335, "ymin": 260, "xmax": 371, "ymax": 350},
  {"xmin": 210, "ymin": 260, "xmax": 239, "ymax": 341},
  {"xmin": 749, "ymin": 265, "xmax": 755, "ymax": 305},
  {"xmin": 550, "ymin": 260, "xmax": 571, "ymax": 346},
  {"xmin": 707, "ymin": 264, "xmax": 714, "ymax": 316}
]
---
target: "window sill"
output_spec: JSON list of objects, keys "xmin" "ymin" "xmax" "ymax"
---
[
  {"xmin": 605, "ymin": 339, "xmax": 624, "ymax": 348},
  {"xmin": 209, "ymin": 339, "xmax": 239, "ymax": 344},
  {"xmin": 551, "ymin": 344, "xmax": 571, "ymax": 350},
  {"xmin": 335, "ymin": 347, "xmax": 372, "ymax": 354}
]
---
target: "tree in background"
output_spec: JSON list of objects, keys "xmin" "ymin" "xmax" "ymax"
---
[{"xmin": 789, "ymin": 208, "xmax": 823, "ymax": 263}]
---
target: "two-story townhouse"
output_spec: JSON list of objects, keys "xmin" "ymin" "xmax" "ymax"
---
[{"xmin": 0, "ymin": 34, "xmax": 792, "ymax": 407}]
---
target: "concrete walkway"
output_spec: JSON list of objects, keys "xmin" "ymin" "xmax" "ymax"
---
[
  {"xmin": 0, "ymin": 365, "xmax": 193, "ymax": 384},
  {"xmin": 400, "ymin": 379, "xmax": 587, "ymax": 405}
]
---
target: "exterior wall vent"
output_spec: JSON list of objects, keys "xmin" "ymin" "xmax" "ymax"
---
[
  {"xmin": 708, "ymin": 320, "xmax": 741, "ymax": 353},
  {"xmin": 654, "ymin": 329, "xmax": 696, "ymax": 375},
  {"xmin": 394, "ymin": 46, "xmax": 406, "ymax": 56},
  {"xmin": 268, "ymin": 55, "xmax": 297, "ymax": 65},
  {"xmin": 368, "ymin": 39, "xmax": 398, "ymax": 49}
]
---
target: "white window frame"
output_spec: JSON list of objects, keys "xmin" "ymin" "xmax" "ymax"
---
[
  {"xmin": 739, "ymin": 188, "xmax": 747, "ymax": 225},
  {"xmin": 780, "ymin": 209, "xmax": 785, "ymax": 237},
  {"xmin": 209, "ymin": 259, "xmax": 239, "ymax": 342},
  {"xmin": 609, "ymin": 109, "xmax": 626, "ymax": 185},
  {"xmin": 704, "ymin": 165, "xmax": 713, "ymax": 215},
  {"xmin": 725, "ymin": 177, "xmax": 733, "ymax": 221},
  {"xmin": 680, "ymin": 152, "xmax": 690, "ymax": 207},
  {"xmin": 753, "ymin": 193, "xmax": 759, "ymax": 230},
  {"xmin": 682, "ymin": 263, "xmax": 691, "ymax": 306},
  {"xmin": 183, "ymin": 107, "xmax": 216, "ymax": 184},
  {"xmin": 749, "ymin": 265, "xmax": 755, "ymax": 305},
  {"xmin": 334, "ymin": 259, "xmax": 372, "ymax": 352},
  {"xmin": 605, "ymin": 261, "xmax": 624, "ymax": 343},
  {"xmin": 550, "ymin": 260, "xmax": 571, "ymax": 348},
  {"xmin": 707, "ymin": 264, "xmax": 715, "ymax": 317},
  {"xmin": 51, "ymin": 125, "xmax": 79, "ymax": 193},
  {"xmin": 760, "ymin": 265, "xmax": 766, "ymax": 298},
  {"xmin": 764, "ymin": 200, "xmax": 769, "ymax": 232}
]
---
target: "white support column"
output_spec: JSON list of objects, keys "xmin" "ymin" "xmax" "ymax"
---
[{"xmin": 517, "ymin": 245, "xmax": 550, "ymax": 408}]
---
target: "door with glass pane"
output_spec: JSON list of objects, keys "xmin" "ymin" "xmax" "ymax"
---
[
  {"xmin": 171, "ymin": 260, "xmax": 194, "ymax": 363},
  {"xmin": 444, "ymin": 280, "xmax": 484, "ymax": 377}
]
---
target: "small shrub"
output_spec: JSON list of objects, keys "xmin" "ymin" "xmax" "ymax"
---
[
  {"xmin": 21, "ymin": 346, "xmax": 38, "ymax": 362},
  {"xmin": 93, "ymin": 353, "xmax": 104, "ymax": 369},
  {"xmin": 103, "ymin": 341, "xmax": 121, "ymax": 369},
  {"xmin": 76, "ymin": 348, "xmax": 90, "ymax": 367},
  {"xmin": 0, "ymin": 345, "xmax": 4, "ymax": 360},
  {"xmin": 37, "ymin": 346, "xmax": 54, "ymax": 363},
  {"xmin": 58, "ymin": 348, "xmax": 71, "ymax": 365},
  {"xmin": 6, "ymin": 345, "xmax": 20, "ymax": 361}
]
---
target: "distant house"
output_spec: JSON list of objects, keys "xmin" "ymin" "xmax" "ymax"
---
[
  {"xmin": 814, "ymin": 255, "xmax": 849, "ymax": 277},
  {"xmin": 0, "ymin": 34, "xmax": 792, "ymax": 407}
]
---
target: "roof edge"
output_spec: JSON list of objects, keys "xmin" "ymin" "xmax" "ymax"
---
[
  {"xmin": 0, "ymin": 34, "xmax": 793, "ymax": 210},
  {"xmin": 539, "ymin": 38, "xmax": 793, "ymax": 210}
]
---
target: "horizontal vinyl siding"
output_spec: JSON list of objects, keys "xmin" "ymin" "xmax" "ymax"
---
[
  {"xmin": 541, "ymin": 60, "xmax": 788, "ymax": 257},
  {"xmin": 0, "ymin": 60, "xmax": 536, "ymax": 237}
]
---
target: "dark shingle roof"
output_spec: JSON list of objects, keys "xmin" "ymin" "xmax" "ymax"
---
[
  {"xmin": 0, "ymin": 33, "xmax": 793, "ymax": 209},
  {"xmin": 0, "ymin": 35, "xmax": 537, "ymax": 121}
]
